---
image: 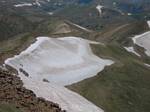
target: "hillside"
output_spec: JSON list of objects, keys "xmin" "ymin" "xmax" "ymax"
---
[
  {"xmin": 0, "ymin": 68, "xmax": 64, "ymax": 112},
  {"xmin": 68, "ymin": 21, "xmax": 150, "ymax": 112},
  {"xmin": 0, "ymin": 0, "xmax": 150, "ymax": 112}
]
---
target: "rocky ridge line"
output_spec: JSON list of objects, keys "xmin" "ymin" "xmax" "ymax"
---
[{"xmin": 0, "ymin": 68, "xmax": 65, "ymax": 112}]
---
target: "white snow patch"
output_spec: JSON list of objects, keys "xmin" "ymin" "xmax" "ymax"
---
[
  {"xmin": 96, "ymin": 5, "xmax": 104, "ymax": 15},
  {"xmin": 35, "ymin": 0, "xmax": 41, "ymax": 6},
  {"xmin": 124, "ymin": 46, "xmax": 141, "ymax": 57},
  {"xmin": 71, "ymin": 23, "xmax": 92, "ymax": 32},
  {"xmin": 5, "ymin": 36, "xmax": 113, "ymax": 112},
  {"xmin": 48, "ymin": 12, "xmax": 54, "ymax": 15},
  {"xmin": 127, "ymin": 13, "xmax": 132, "ymax": 16},
  {"xmin": 117, "ymin": 9, "xmax": 125, "ymax": 15},
  {"xmin": 113, "ymin": 2, "xmax": 117, "ymax": 6},
  {"xmin": 14, "ymin": 3, "xmax": 32, "ymax": 7},
  {"xmin": 144, "ymin": 63, "xmax": 150, "ymax": 67},
  {"xmin": 147, "ymin": 21, "xmax": 150, "ymax": 28},
  {"xmin": 132, "ymin": 31, "xmax": 150, "ymax": 56}
]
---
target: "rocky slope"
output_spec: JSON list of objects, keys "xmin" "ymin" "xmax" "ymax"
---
[{"xmin": 0, "ymin": 68, "xmax": 65, "ymax": 112}]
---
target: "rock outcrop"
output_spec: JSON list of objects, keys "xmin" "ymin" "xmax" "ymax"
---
[{"xmin": 0, "ymin": 68, "xmax": 65, "ymax": 112}]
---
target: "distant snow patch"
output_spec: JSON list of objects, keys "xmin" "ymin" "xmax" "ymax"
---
[
  {"xmin": 117, "ymin": 9, "xmax": 125, "ymax": 15},
  {"xmin": 5, "ymin": 36, "xmax": 113, "ymax": 112},
  {"xmin": 113, "ymin": 2, "xmax": 117, "ymax": 6},
  {"xmin": 132, "ymin": 31, "xmax": 150, "ymax": 56},
  {"xmin": 34, "ymin": 0, "xmax": 41, "ymax": 6},
  {"xmin": 96, "ymin": 5, "xmax": 104, "ymax": 15},
  {"xmin": 71, "ymin": 23, "xmax": 92, "ymax": 32},
  {"xmin": 14, "ymin": 3, "xmax": 32, "ymax": 7},
  {"xmin": 48, "ymin": 12, "xmax": 54, "ymax": 15},
  {"xmin": 124, "ymin": 46, "xmax": 141, "ymax": 57},
  {"xmin": 144, "ymin": 63, "xmax": 150, "ymax": 67},
  {"xmin": 127, "ymin": 13, "xmax": 132, "ymax": 16},
  {"xmin": 147, "ymin": 21, "xmax": 150, "ymax": 28}
]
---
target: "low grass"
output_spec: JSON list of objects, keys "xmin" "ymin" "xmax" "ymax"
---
[
  {"xmin": 69, "ymin": 43, "xmax": 150, "ymax": 112},
  {"xmin": 0, "ymin": 32, "xmax": 35, "ymax": 64},
  {"xmin": 0, "ymin": 104, "xmax": 22, "ymax": 112}
]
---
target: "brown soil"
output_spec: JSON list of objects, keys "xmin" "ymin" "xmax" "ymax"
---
[{"xmin": 0, "ymin": 68, "xmax": 66, "ymax": 112}]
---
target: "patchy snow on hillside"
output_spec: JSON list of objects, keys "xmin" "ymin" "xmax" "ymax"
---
[
  {"xmin": 14, "ymin": 3, "xmax": 32, "ymax": 7},
  {"xmin": 144, "ymin": 63, "xmax": 150, "ymax": 67},
  {"xmin": 96, "ymin": 5, "xmax": 104, "ymax": 15},
  {"xmin": 71, "ymin": 22, "xmax": 92, "ymax": 32},
  {"xmin": 48, "ymin": 12, "xmax": 54, "ymax": 15},
  {"xmin": 132, "ymin": 31, "xmax": 150, "ymax": 56},
  {"xmin": 117, "ymin": 9, "xmax": 125, "ymax": 15},
  {"xmin": 127, "ymin": 13, "xmax": 132, "ymax": 16},
  {"xmin": 33, "ymin": 0, "xmax": 41, "ymax": 6},
  {"xmin": 5, "ymin": 36, "xmax": 113, "ymax": 112},
  {"xmin": 124, "ymin": 46, "xmax": 141, "ymax": 57},
  {"xmin": 147, "ymin": 21, "xmax": 150, "ymax": 28}
]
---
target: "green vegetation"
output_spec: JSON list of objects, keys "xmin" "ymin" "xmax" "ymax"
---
[
  {"xmin": 56, "ymin": 4, "xmax": 133, "ymax": 31},
  {"xmin": 0, "ymin": 104, "xmax": 22, "ymax": 112},
  {"xmin": 69, "ymin": 43, "xmax": 150, "ymax": 112}
]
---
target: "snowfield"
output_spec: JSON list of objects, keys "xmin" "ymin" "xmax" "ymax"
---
[
  {"xmin": 132, "ymin": 31, "xmax": 150, "ymax": 56},
  {"xmin": 5, "ymin": 36, "xmax": 113, "ymax": 86},
  {"xmin": 20, "ymin": 73, "xmax": 104, "ymax": 112},
  {"xmin": 5, "ymin": 36, "xmax": 113, "ymax": 112}
]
